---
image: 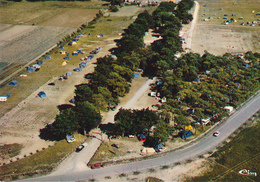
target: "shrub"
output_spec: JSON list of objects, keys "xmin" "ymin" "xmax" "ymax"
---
[{"xmin": 109, "ymin": 5, "xmax": 119, "ymax": 12}]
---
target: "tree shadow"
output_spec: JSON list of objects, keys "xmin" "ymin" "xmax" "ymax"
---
[
  {"xmin": 99, "ymin": 122, "xmax": 116, "ymax": 137},
  {"xmin": 57, "ymin": 104, "xmax": 74, "ymax": 112}
]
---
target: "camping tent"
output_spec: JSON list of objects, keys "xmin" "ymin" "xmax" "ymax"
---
[
  {"xmin": 37, "ymin": 61, "xmax": 43, "ymax": 65},
  {"xmin": 45, "ymin": 55, "xmax": 51, "ymax": 60},
  {"xmin": 67, "ymin": 71, "xmax": 72, "ymax": 76},
  {"xmin": 60, "ymin": 45, "xmax": 64, "ymax": 49},
  {"xmin": 80, "ymin": 62, "xmax": 87, "ymax": 68},
  {"xmin": 69, "ymin": 98, "xmax": 75, "ymax": 104},
  {"xmin": 133, "ymin": 73, "xmax": 140, "ymax": 78},
  {"xmin": 64, "ymin": 56, "xmax": 71, "ymax": 60},
  {"xmin": 73, "ymin": 68, "xmax": 82, "ymax": 72},
  {"xmin": 38, "ymin": 91, "xmax": 46, "ymax": 98},
  {"xmin": 181, "ymin": 130, "xmax": 193, "ymax": 139},
  {"xmin": 154, "ymin": 143, "xmax": 163, "ymax": 151},
  {"xmin": 139, "ymin": 134, "xmax": 146, "ymax": 142},
  {"xmin": 9, "ymin": 80, "xmax": 18, "ymax": 86},
  {"xmin": 62, "ymin": 61, "xmax": 67, "ymax": 66},
  {"xmin": 72, "ymin": 52, "xmax": 78, "ymax": 56},
  {"xmin": 27, "ymin": 67, "xmax": 35, "ymax": 73}
]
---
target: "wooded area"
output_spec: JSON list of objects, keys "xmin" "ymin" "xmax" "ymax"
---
[{"xmin": 40, "ymin": 0, "xmax": 260, "ymax": 142}]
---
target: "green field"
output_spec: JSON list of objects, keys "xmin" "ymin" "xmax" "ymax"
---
[{"xmin": 197, "ymin": 0, "xmax": 260, "ymax": 25}]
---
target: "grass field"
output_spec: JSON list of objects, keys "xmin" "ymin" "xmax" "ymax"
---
[
  {"xmin": 197, "ymin": 0, "xmax": 260, "ymax": 25},
  {"xmin": 0, "ymin": 1, "xmax": 104, "ymax": 26},
  {"xmin": 188, "ymin": 115, "xmax": 260, "ymax": 182}
]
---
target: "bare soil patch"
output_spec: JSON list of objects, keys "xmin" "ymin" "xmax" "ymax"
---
[{"xmin": 189, "ymin": 24, "xmax": 259, "ymax": 55}]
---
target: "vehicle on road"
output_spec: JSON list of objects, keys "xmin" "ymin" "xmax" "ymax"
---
[{"xmin": 213, "ymin": 131, "xmax": 220, "ymax": 137}]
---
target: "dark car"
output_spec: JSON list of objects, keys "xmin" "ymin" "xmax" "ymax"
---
[
  {"xmin": 111, "ymin": 143, "xmax": 120, "ymax": 148},
  {"xmin": 213, "ymin": 131, "xmax": 220, "ymax": 137}
]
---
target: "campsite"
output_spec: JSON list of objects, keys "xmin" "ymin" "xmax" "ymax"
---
[{"xmin": 0, "ymin": 0, "xmax": 260, "ymax": 181}]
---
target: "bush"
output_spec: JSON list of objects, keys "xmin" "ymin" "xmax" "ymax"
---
[{"xmin": 109, "ymin": 5, "xmax": 119, "ymax": 12}]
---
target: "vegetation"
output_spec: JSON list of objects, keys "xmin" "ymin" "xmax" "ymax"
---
[
  {"xmin": 0, "ymin": 134, "xmax": 86, "ymax": 181},
  {"xmin": 189, "ymin": 120, "xmax": 260, "ymax": 182},
  {"xmin": 0, "ymin": 144, "xmax": 23, "ymax": 160}
]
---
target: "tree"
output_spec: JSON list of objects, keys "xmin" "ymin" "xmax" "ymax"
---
[
  {"xmin": 153, "ymin": 120, "xmax": 173, "ymax": 143},
  {"xmin": 75, "ymin": 101, "xmax": 102, "ymax": 133},
  {"xmin": 74, "ymin": 84, "xmax": 93, "ymax": 103},
  {"xmin": 40, "ymin": 108, "xmax": 77, "ymax": 141}
]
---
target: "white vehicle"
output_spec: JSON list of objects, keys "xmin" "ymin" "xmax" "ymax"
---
[{"xmin": 213, "ymin": 131, "xmax": 220, "ymax": 137}]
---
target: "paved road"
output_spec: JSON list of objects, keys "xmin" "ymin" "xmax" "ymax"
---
[{"xmin": 24, "ymin": 90, "xmax": 260, "ymax": 181}]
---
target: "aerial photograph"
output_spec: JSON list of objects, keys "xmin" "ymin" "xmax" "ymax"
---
[{"xmin": 0, "ymin": 0, "xmax": 259, "ymax": 181}]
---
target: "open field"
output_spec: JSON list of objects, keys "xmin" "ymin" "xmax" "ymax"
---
[
  {"xmin": 0, "ymin": 0, "xmax": 103, "ymax": 76},
  {"xmin": 181, "ymin": 0, "xmax": 260, "ymax": 56}
]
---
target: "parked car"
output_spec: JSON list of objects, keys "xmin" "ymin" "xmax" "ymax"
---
[
  {"xmin": 111, "ymin": 143, "xmax": 120, "ymax": 148},
  {"xmin": 91, "ymin": 163, "xmax": 105, "ymax": 169},
  {"xmin": 76, "ymin": 145, "xmax": 84, "ymax": 152},
  {"xmin": 91, "ymin": 163, "xmax": 101, "ymax": 169},
  {"xmin": 213, "ymin": 131, "xmax": 220, "ymax": 137},
  {"xmin": 76, "ymin": 143, "xmax": 87, "ymax": 152}
]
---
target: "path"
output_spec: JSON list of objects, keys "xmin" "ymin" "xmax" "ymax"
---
[{"xmin": 186, "ymin": 1, "xmax": 199, "ymax": 49}]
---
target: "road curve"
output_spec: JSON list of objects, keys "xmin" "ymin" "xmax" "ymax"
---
[{"xmin": 25, "ymin": 91, "xmax": 260, "ymax": 181}]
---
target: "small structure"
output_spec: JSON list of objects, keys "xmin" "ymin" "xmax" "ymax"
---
[
  {"xmin": 199, "ymin": 118, "xmax": 211, "ymax": 125},
  {"xmin": 60, "ymin": 45, "xmax": 64, "ymax": 49},
  {"xmin": 0, "ymin": 96, "xmax": 7, "ymax": 102},
  {"xmin": 38, "ymin": 91, "xmax": 46, "ymax": 98},
  {"xmin": 141, "ymin": 147, "xmax": 155, "ymax": 154},
  {"xmin": 150, "ymin": 91, "xmax": 156, "ymax": 97},
  {"xmin": 161, "ymin": 97, "xmax": 167, "ymax": 103},
  {"xmin": 219, "ymin": 8, "xmax": 223, "ymax": 10},
  {"xmin": 66, "ymin": 134, "xmax": 76, "ymax": 143},
  {"xmin": 224, "ymin": 106, "xmax": 233, "ymax": 114}
]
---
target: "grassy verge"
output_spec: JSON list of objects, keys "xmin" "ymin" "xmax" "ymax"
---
[
  {"xmin": 188, "ymin": 117, "xmax": 260, "ymax": 182},
  {"xmin": 0, "ymin": 144, "xmax": 23, "ymax": 161},
  {"xmin": 0, "ymin": 133, "xmax": 86, "ymax": 181}
]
